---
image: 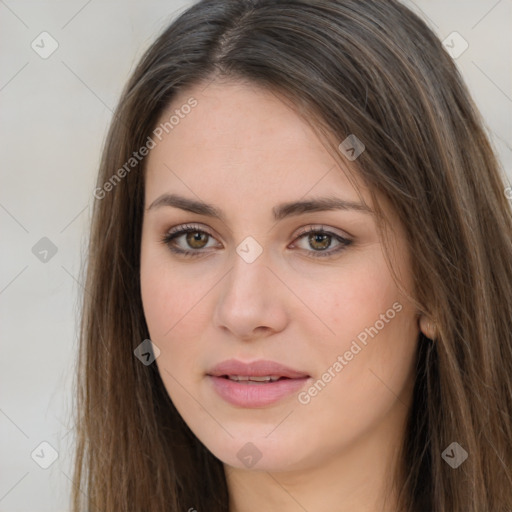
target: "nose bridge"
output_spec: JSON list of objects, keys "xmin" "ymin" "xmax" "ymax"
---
[
  {"xmin": 213, "ymin": 237, "xmax": 288, "ymax": 338},
  {"xmin": 224, "ymin": 241, "xmax": 271, "ymax": 307}
]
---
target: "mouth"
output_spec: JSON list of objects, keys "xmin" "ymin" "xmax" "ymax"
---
[
  {"xmin": 206, "ymin": 359, "xmax": 311, "ymax": 407},
  {"xmin": 216, "ymin": 375, "xmax": 292, "ymax": 383}
]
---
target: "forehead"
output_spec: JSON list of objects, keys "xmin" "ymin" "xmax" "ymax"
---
[{"xmin": 144, "ymin": 80, "xmax": 369, "ymax": 210}]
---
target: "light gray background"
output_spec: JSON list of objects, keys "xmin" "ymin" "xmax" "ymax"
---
[{"xmin": 1, "ymin": 1, "xmax": 511, "ymax": 510}]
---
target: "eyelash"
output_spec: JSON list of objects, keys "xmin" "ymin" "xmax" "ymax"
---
[{"xmin": 160, "ymin": 223, "xmax": 353, "ymax": 259}]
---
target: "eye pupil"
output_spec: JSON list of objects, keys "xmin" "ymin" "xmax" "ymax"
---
[
  {"xmin": 309, "ymin": 233, "xmax": 330, "ymax": 250},
  {"xmin": 186, "ymin": 231, "xmax": 208, "ymax": 248}
]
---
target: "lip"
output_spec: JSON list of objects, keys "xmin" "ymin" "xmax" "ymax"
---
[
  {"xmin": 206, "ymin": 359, "xmax": 311, "ymax": 408},
  {"xmin": 207, "ymin": 359, "xmax": 310, "ymax": 379}
]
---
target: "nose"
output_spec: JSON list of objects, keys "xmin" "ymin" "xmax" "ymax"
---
[{"xmin": 212, "ymin": 247, "xmax": 289, "ymax": 341}]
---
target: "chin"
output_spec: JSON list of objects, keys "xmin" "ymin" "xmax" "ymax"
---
[{"xmin": 198, "ymin": 430, "xmax": 314, "ymax": 472}]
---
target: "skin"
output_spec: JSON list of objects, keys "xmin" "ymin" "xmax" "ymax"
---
[{"xmin": 140, "ymin": 79, "xmax": 422, "ymax": 512}]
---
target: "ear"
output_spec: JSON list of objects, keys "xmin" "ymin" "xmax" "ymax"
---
[{"xmin": 419, "ymin": 315, "xmax": 436, "ymax": 340}]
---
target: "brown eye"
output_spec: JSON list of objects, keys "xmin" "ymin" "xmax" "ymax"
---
[
  {"xmin": 307, "ymin": 232, "xmax": 331, "ymax": 251},
  {"xmin": 185, "ymin": 231, "xmax": 209, "ymax": 249},
  {"xmin": 161, "ymin": 224, "xmax": 352, "ymax": 259},
  {"xmin": 161, "ymin": 224, "xmax": 219, "ymax": 257},
  {"xmin": 292, "ymin": 226, "xmax": 353, "ymax": 258}
]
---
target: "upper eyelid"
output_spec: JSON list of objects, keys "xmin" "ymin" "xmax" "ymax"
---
[{"xmin": 294, "ymin": 224, "xmax": 350, "ymax": 239}]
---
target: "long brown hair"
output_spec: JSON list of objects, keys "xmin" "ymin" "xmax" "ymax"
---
[{"xmin": 72, "ymin": 1, "xmax": 512, "ymax": 510}]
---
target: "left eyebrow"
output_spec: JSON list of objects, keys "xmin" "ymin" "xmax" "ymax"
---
[{"xmin": 146, "ymin": 193, "xmax": 373, "ymax": 222}]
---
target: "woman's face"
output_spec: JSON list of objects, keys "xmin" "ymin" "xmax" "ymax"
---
[{"xmin": 140, "ymin": 80, "xmax": 420, "ymax": 473}]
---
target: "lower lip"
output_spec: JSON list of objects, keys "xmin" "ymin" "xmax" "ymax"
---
[{"xmin": 207, "ymin": 375, "xmax": 311, "ymax": 408}]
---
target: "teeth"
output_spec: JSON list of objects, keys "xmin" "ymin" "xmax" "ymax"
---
[{"xmin": 227, "ymin": 375, "xmax": 281, "ymax": 382}]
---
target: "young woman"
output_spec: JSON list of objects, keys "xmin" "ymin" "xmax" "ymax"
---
[{"xmin": 72, "ymin": 1, "xmax": 512, "ymax": 511}]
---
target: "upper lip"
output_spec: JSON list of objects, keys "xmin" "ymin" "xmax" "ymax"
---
[{"xmin": 207, "ymin": 359, "xmax": 310, "ymax": 379}]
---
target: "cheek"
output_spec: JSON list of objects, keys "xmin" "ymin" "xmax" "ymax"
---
[
  {"xmin": 296, "ymin": 304, "xmax": 416, "ymax": 454},
  {"xmin": 140, "ymin": 245, "xmax": 209, "ymax": 340},
  {"xmin": 139, "ymin": 251, "xmax": 217, "ymax": 396},
  {"xmin": 140, "ymin": 268, "xmax": 175, "ymax": 340},
  {"xmin": 292, "ymin": 252, "xmax": 415, "ymax": 405},
  {"xmin": 140, "ymin": 257, "xmax": 205, "ymax": 397},
  {"xmin": 141, "ymin": 273, "xmax": 188, "ymax": 337},
  {"xmin": 292, "ymin": 253, "xmax": 399, "ymax": 352},
  {"xmin": 140, "ymin": 258, "xmax": 219, "ymax": 435}
]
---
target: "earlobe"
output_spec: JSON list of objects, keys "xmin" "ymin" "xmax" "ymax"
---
[{"xmin": 419, "ymin": 315, "xmax": 436, "ymax": 341}]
